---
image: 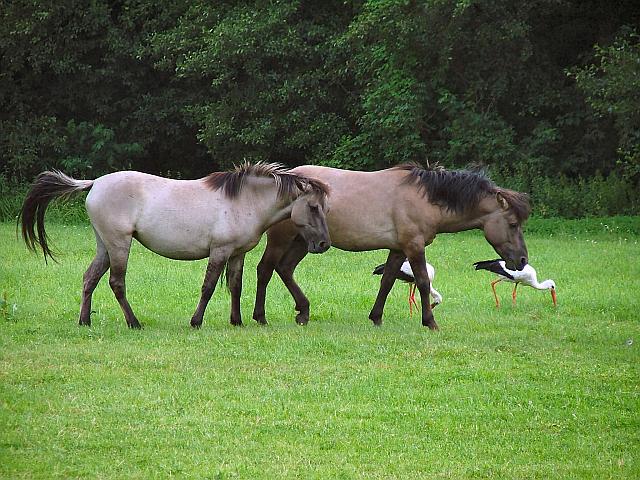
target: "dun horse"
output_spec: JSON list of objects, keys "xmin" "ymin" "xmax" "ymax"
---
[
  {"xmin": 20, "ymin": 163, "xmax": 330, "ymax": 329},
  {"xmin": 253, "ymin": 163, "xmax": 530, "ymax": 330}
]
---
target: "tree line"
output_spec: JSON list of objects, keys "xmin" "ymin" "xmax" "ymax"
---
[{"xmin": 1, "ymin": 0, "xmax": 639, "ymax": 216}]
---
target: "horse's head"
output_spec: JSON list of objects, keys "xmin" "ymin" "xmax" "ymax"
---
[
  {"xmin": 290, "ymin": 180, "xmax": 331, "ymax": 254},
  {"xmin": 481, "ymin": 190, "xmax": 530, "ymax": 271}
]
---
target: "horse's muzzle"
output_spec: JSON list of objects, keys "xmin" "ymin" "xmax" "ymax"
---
[
  {"xmin": 519, "ymin": 256, "xmax": 528, "ymax": 270},
  {"xmin": 308, "ymin": 240, "xmax": 330, "ymax": 254},
  {"xmin": 506, "ymin": 256, "xmax": 528, "ymax": 271}
]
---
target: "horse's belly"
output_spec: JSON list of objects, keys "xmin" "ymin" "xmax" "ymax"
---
[
  {"xmin": 327, "ymin": 210, "xmax": 399, "ymax": 252},
  {"xmin": 134, "ymin": 229, "xmax": 211, "ymax": 260},
  {"xmin": 331, "ymin": 232, "xmax": 399, "ymax": 252}
]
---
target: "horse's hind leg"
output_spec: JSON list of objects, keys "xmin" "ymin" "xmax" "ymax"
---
[
  {"xmin": 227, "ymin": 253, "xmax": 245, "ymax": 326},
  {"xmin": 275, "ymin": 236, "xmax": 310, "ymax": 325},
  {"xmin": 79, "ymin": 230, "xmax": 110, "ymax": 326},
  {"xmin": 369, "ymin": 250, "xmax": 405, "ymax": 326},
  {"xmin": 105, "ymin": 235, "xmax": 142, "ymax": 329},
  {"xmin": 190, "ymin": 252, "xmax": 229, "ymax": 328}
]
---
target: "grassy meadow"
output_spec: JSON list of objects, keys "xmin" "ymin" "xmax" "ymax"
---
[{"xmin": 1, "ymin": 218, "xmax": 639, "ymax": 479}]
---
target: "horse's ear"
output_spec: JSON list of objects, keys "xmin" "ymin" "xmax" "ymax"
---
[{"xmin": 496, "ymin": 192, "xmax": 509, "ymax": 210}]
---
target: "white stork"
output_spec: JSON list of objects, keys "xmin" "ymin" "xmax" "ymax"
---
[
  {"xmin": 373, "ymin": 259, "xmax": 442, "ymax": 315},
  {"xmin": 473, "ymin": 259, "xmax": 557, "ymax": 308}
]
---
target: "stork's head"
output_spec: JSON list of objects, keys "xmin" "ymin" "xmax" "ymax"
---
[{"xmin": 541, "ymin": 280, "xmax": 557, "ymax": 306}]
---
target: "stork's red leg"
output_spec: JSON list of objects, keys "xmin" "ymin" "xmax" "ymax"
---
[
  {"xmin": 407, "ymin": 284, "xmax": 420, "ymax": 317},
  {"xmin": 512, "ymin": 283, "xmax": 518, "ymax": 306},
  {"xmin": 408, "ymin": 284, "xmax": 414, "ymax": 317},
  {"xmin": 491, "ymin": 279, "xmax": 501, "ymax": 308}
]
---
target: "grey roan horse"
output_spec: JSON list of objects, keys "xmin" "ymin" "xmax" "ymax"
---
[
  {"xmin": 253, "ymin": 162, "xmax": 530, "ymax": 330},
  {"xmin": 20, "ymin": 163, "xmax": 330, "ymax": 329}
]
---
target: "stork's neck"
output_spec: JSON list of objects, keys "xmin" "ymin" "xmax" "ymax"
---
[{"xmin": 534, "ymin": 279, "xmax": 554, "ymax": 290}]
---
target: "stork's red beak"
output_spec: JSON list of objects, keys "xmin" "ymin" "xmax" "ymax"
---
[{"xmin": 551, "ymin": 289, "xmax": 557, "ymax": 307}]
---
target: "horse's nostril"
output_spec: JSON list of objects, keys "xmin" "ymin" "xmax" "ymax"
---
[
  {"xmin": 520, "ymin": 256, "xmax": 527, "ymax": 267},
  {"xmin": 319, "ymin": 241, "xmax": 329, "ymax": 250}
]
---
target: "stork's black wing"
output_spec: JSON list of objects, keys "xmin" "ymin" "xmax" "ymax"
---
[
  {"xmin": 473, "ymin": 259, "xmax": 515, "ymax": 280},
  {"xmin": 372, "ymin": 264, "xmax": 385, "ymax": 275}
]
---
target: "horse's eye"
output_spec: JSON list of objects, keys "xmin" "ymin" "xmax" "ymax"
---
[
  {"xmin": 309, "ymin": 204, "xmax": 319, "ymax": 212},
  {"xmin": 509, "ymin": 223, "xmax": 518, "ymax": 228}
]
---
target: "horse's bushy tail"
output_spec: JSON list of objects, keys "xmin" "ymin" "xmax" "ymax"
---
[{"xmin": 19, "ymin": 170, "xmax": 93, "ymax": 262}]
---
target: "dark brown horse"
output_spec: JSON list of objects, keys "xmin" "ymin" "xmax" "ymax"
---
[
  {"xmin": 20, "ymin": 163, "xmax": 330, "ymax": 329},
  {"xmin": 252, "ymin": 163, "xmax": 530, "ymax": 330}
]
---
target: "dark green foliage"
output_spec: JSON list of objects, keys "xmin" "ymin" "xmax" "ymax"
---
[
  {"xmin": 524, "ymin": 215, "xmax": 640, "ymax": 237},
  {"xmin": 1, "ymin": 0, "xmax": 639, "ymax": 216},
  {"xmin": 0, "ymin": 176, "xmax": 87, "ymax": 224},
  {"xmin": 572, "ymin": 27, "xmax": 640, "ymax": 182},
  {"xmin": 0, "ymin": 1, "xmax": 209, "ymax": 181},
  {"xmin": 493, "ymin": 170, "xmax": 639, "ymax": 219}
]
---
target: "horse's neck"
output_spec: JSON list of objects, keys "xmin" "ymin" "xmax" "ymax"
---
[
  {"xmin": 435, "ymin": 195, "xmax": 497, "ymax": 233},
  {"xmin": 264, "ymin": 200, "xmax": 294, "ymax": 227},
  {"xmin": 435, "ymin": 212, "xmax": 483, "ymax": 233},
  {"xmin": 243, "ymin": 180, "xmax": 294, "ymax": 230}
]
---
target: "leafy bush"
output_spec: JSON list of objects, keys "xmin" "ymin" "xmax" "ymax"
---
[
  {"xmin": 0, "ymin": 176, "xmax": 24, "ymax": 223},
  {"xmin": 572, "ymin": 27, "xmax": 640, "ymax": 182},
  {"xmin": 0, "ymin": 175, "xmax": 88, "ymax": 224},
  {"xmin": 494, "ymin": 170, "xmax": 638, "ymax": 218},
  {"xmin": 1, "ymin": 169, "xmax": 637, "ymax": 224},
  {"xmin": 2, "ymin": 1, "xmax": 639, "ymax": 220},
  {"xmin": 525, "ymin": 215, "xmax": 640, "ymax": 237}
]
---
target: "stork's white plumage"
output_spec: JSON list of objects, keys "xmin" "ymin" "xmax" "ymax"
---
[
  {"xmin": 473, "ymin": 259, "xmax": 557, "ymax": 308},
  {"xmin": 373, "ymin": 259, "xmax": 442, "ymax": 315}
]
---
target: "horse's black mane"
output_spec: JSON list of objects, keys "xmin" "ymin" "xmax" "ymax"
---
[
  {"xmin": 394, "ymin": 162, "xmax": 530, "ymax": 221},
  {"xmin": 204, "ymin": 162, "xmax": 328, "ymax": 201}
]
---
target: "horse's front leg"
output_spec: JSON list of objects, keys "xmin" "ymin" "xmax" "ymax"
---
[
  {"xmin": 406, "ymin": 251, "xmax": 438, "ymax": 330},
  {"xmin": 369, "ymin": 250, "xmax": 405, "ymax": 326},
  {"xmin": 254, "ymin": 242, "xmax": 287, "ymax": 325},
  {"xmin": 190, "ymin": 252, "xmax": 229, "ymax": 328},
  {"xmin": 254, "ymin": 226, "xmax": 298, "ymax": 325},
  {"xmin": 275, "ymin": 236, "xmax": 310, "ymax": 325},
  {"xmin": 227, "ymin": 253, "xmax": 245, "ymax": 326}
]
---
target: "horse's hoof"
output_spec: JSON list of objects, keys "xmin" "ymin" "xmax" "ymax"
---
[
  {"xmin": 422, "ymin": 320, "xmax": 439, "ymax": 330},
  {"xmin": 190, "ymin": 318, "xmax": 202, "ymax": 329},
  {"xmin": 253, "ymin": 313, "xmax": 268, "ymax": 325},
  {"xmin": 79, "ymin": 319, "xmax": 91, "ymax": 327},
  {"xmin": 128, "ymin": 322, "xmax": 143, "ymax": 330},
  {"xmin": 295, "ymin": 314, "xmax": 309, "ymax": 326}
]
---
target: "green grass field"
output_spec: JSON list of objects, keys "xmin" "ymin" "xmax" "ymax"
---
[{"xmin": 1, "ymin": 219, "xmax": 639, "ymax": 479}]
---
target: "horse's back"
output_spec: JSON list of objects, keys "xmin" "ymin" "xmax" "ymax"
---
[
  {"xmin": 290, "ymin": 165, "xmax": 417, "ymax": 251},
  {"xmin": 86, "ymin": 171, "xmax": 154, "ymax": 225},
  {"xmin": 86, "ymin": 171, "xmax": 218, "ymax": 259}
]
